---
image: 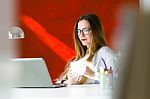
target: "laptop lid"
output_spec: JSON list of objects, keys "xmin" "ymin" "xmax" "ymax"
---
[{"xmin": 9, "ymin": 58, "xmax": 53, "ymax": 87}]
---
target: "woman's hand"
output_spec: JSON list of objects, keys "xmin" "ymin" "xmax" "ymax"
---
[
  {"xmin": 67, "ymin": 68, "xmax": 80, "ymax": 85},
  {"xmin": 71, "ymin": 60, "xmax": 96, "ymax": 80}
]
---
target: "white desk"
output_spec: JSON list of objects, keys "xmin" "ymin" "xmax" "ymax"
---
[{"xmin": 10, "ymin": 84, "xmax": 113, "ymax": 99}]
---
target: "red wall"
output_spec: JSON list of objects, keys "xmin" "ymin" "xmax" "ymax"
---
[{"xmin": 17, "ymin": 0, "xmax": 138, "ymax": 82}]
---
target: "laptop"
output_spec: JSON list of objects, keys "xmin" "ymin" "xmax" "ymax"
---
[{"xmin": 9, "ymin": 58, "xmax": 66, "ymax": 88}]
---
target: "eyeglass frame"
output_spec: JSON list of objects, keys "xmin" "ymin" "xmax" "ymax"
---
[{"xmin": 76, "ymin": 27, "xmax": 92, "ymax": 36}]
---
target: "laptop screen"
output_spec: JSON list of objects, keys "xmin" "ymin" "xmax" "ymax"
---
[{"xmin": 10, "ymin": 58, "xmax": 53, "ymax": 87}]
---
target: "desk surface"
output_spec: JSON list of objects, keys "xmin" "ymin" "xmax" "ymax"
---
[{"xmin": 10, "ymin": 84, "xmax": 113, "ymax": 99}]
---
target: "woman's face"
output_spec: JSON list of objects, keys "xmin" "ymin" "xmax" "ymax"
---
[{"xmin": 77, "ymin": 20, "xmax": 92, "ymax": 48}]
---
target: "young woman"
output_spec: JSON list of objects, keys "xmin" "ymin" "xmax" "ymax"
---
[{"xmin": 59, "ymin": 13, "xmax": 118, "ymax": 85}]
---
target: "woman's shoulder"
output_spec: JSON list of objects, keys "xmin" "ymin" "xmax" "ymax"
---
[
  {"xmin": 97, "ymin": 46, "xmax": 115, "ymax": 54},
  {"xmin": 94, "ymin": 46, "xmax": 117, "ymax": 60}
]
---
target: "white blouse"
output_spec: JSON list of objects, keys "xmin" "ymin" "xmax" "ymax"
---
[{"xmin": 84, "ymin": 46, "xmax": 118, "ymax": 84}]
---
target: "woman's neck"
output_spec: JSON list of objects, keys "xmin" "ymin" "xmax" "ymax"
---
[{"xmin": 86, "ymin": 49, "xmax": 92, "ymax": 56}]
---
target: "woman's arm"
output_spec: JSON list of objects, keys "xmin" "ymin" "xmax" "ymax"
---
[
  {"xmin": 81, "ymin": 46, "xmax": 118, "ymax": 82},
  {"xmin": 82, "ymin": 63, "xmax": 100, "ymax": 81}
]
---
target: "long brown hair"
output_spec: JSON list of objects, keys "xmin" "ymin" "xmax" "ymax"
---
[{"xmin": 60, "ymin": 13, "xmax": 107, "ymax": 81}]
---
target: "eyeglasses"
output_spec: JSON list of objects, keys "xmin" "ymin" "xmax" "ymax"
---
[{"xmin": 76, "ymin": 27, "xmax": 91, "ymax": 36}]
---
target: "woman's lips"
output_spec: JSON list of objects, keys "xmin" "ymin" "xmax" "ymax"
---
[{"xmin": 81, "ymin": 39, "xmax": 87, "ymax": 41}]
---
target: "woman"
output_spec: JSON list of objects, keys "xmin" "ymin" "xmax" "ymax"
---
[{"xmin": 58, "ymin": 13, "xmax": 118, "ymax": 85}]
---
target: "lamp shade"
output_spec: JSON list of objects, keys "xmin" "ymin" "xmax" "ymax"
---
[{"xmin": 8, "ymin": 26, "xmax": 24, "ymax": 39}]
